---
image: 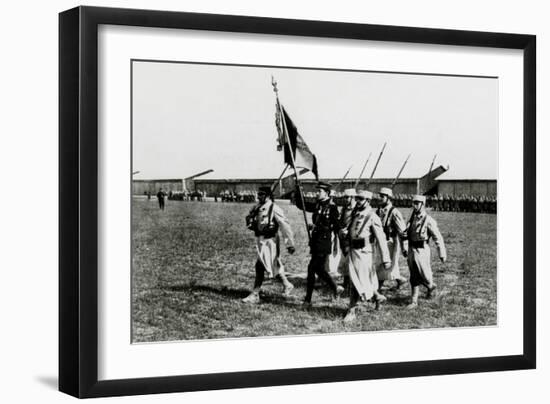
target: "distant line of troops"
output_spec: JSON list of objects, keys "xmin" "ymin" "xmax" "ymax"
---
[
  {"xmin": 217, "ymin": 190, "xmax": 258, "ymax": 203},
  {"xmin": 164, "ymin": 190, "xmax": 206, "ymax": 201},
  {"xmin": 243, "ymin": 182, "xmax": 446, "ymax": 322},
  {"xmin": 318, "ymin": 192, "xmax": 496, "ymax": 214}
]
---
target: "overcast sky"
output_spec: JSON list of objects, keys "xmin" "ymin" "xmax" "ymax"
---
[{"xmin": 132, "ymin": 60, "xmax": 498, "ymax": 181}]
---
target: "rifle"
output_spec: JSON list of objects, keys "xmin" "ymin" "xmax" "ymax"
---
[
  {"xmin": 391, "ymin": 154, "xmax": 411, "ymax": 188},
  {"xmin": 336, "ymin": 165, "xmax": 353, "ymax": 191},
  {"xmin": 366, "ymin": 142, "xmax": 387, "ymax": 188},
  {"xmin": 353, "ymin": 153, "xmax": 372, "ymax": 189}
]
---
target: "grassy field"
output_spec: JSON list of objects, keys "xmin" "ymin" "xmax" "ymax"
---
[{"xmin": 132, "ymin": 198, "xmax": 497, "ymax": 342}]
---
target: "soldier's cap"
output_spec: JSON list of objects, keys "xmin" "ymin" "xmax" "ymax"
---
[
  {"xmin": 379, "ymin": 187, "xmax": 393, "ymax": 198},
  {"xmin": 412, "ymin": 194, "xmax": 426, "ymax": 203},
  {"xmin": 257, "ymin": 186, "xmax": 272, "ymax": 195},
  {"xmin": 355, "ymin": 190, "xmax": 373, "ymax": 200},
  {"xmin": 343, "ymin": 188, "xmax": 356, "ymax": 197},
  {"xmin": 316, "ymin": 181, "xmax": 332, "ymax": 192}
]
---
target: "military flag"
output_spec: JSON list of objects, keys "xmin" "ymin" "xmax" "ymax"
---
[{"xmin": 275, "ymin": 103, "xmax": 319, "ymax": 180}]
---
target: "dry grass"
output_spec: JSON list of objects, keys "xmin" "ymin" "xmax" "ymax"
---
[{"xmin": 132, "ymin": 198, "xmax": 496, "ymax": 342}]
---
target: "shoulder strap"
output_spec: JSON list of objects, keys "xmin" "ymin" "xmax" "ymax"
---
[
  {"xmin": 267, "ymin": 202, "xmax": 275, "ymax": 226},
  {"xmin": 356, "ymin": 210, "xmax": 374, "ymax": 236},
  {"xmin": 384, "ymin": 206, "xmax": 395, "ymax": 229},
  {"xmin": 420, "ymin": 214, "xmax": 430, "ymax": 240}
]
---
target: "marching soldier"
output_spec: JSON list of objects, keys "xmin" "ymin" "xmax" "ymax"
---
[
  {"xmin": 327, "ymin": 189, "xmax": 341, "ymax": 275},
  {"xmin": 405, "ymin": 195, "xmax": 447, "ymax": 309},
  {"xmin": 337, "ymin": 188, "xmax": 357, "ymax": 290},
  {"xmin": 242, "ymin": 186, "xmax": 296, "ymax": 303},
  {"xmin": 344, "ymin": 190, "xmax": 391, "ymax": 322},
  {"xmin": 295, "ymin": 182, "xmax": 344, "ymax": 306},
  {"xmin": 375, "ymin": 187, "xmax": 408, "ymax": 292}
]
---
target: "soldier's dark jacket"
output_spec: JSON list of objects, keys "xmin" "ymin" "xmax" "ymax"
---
[{"xmin": 295, "ymin": 193, "xmax": 340, "ymax": 255}]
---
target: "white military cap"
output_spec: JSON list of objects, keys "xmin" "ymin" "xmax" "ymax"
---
[
  {"xmin": 412, "ymin": 194, "xmax": 426, "ymax": 203},
  {"xmin": 343, "ymin": 188, "xmax": 356, "ymax": 197},
  {"xmin": 379, "ymin": 187, "xmax": 393, "ymax": 197},
  {"xmin": 356, "ymin": 190, "xmax": 373, "ymax": 199}
]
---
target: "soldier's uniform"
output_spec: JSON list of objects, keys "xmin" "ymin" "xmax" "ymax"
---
[
  {"xmin": 337, "ymin": 189, "xmax": 357, "ymax": 287},
  {"xmin": 242, "ymin": 186, "xmax": 295, "ymax": 303},
  {"xmin": 295, "ymin": 182, "xmax": 343, "ymax": 304},
  {"xmin": 375, "ymin": 187, "xmax": 407, "ymax": 289},
  {"xmin": 344, "ymin": 190, "xmax": 391, "ymax": 321},
  {"xmin": 406, "ymin": 195, "xmax": 447, "ymax": 308},
  {"xmin": 327, "ymin": 189, "xmax": 342, "ymax": 276}
]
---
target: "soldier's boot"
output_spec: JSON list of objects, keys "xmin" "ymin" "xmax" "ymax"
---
[
  {"xmin": 333, "ymin": 285, "xmax": 345, "ymax": 300},
  {"xmin": 343, "ymin": 307, "xmax": 358, "ymax": 323},
  {"xmin": 394, "ymin": 277, "xmax": 407, "ymax": 291},
  {"xmin": 406, "ymin": 286, "xmax": 420, "ymax": 309},
  {"xmin": 426, "ymin": 284, "xmax": 437, "ymax": 299},
  {"xmin": 242, "ymin": 290, "xmax": 261, "ymax": 304},
  {"xmin": 373, "ymin": 291, "xmax": 387, "ymax": 311}
]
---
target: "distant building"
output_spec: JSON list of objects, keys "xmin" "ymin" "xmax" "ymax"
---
[
  {"xmin": 133, "ymin": 166, "xmax": 497, "ymax": 198},
  {"xmin": 435, "ymin": 179, "xmax": 497, "ymax": 196}
]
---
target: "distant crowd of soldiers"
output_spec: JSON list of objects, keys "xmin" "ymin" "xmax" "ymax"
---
[
  {"xmin": 150, "ymin": 188, "xmax": 497, "ymax": 214},
  {"xmin": 217, "ymin": 190, "xmax": 258, "ymax": 203},
  {"xmin": 306, "ymin": 192, "xmax": 497, "ymax": 214},
  {"xmin": 164, "ymin": 190, "xmax": 206, "ymax": 201}
]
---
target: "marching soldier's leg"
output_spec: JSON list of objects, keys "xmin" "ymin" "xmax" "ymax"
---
[
  {"xmin": 304, "ymin": 257, "xmax": 318, "ymax": 305},
  {"xmin": 407, "ymin": 286, "xmax": 420, "ymax": 309},
  {"xmin": 344, "ymin": 286, "xmax": 360, "ymax": 322},
  {"xmin": 406, "ymin": 250, "xmax": 420, "ymax": 309},
  {"xmin": 242, "ymin": 259, "xmax": 264, "ymax": 303},
  {"xmin": 276, "ymin": 272, "xmax": 294, "ymax": 296},
  {"xmin": 314, "ymin": 255, "xmax": 344, "ymax": 298}
]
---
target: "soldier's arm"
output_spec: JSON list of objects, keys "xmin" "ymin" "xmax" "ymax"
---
[
  {"xmin": 272, "ymin": 205, "xmax": 295, "ymax": 248},
  {"xmin": 427, "ymin": 217, "xmax": 447, "ymax": 261},
  {"xmin": 330, "ymin": 204, "xmax": 341, "ymax": 234},
  {"xmin": 392, "ymin": 209, "xmax": 408, "ymax": 251},
  {"xmin": 372, "ymin": 216, "xmax": 391, "ymax": 264}
]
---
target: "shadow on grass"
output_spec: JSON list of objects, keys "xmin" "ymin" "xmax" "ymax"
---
[{"xmin": 160, "ymin": 282, "xmax": 347, "ymax": 318}]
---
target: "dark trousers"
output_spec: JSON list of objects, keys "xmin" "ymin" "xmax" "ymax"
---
[
  {"xmin": 158, "ymin": 199, "xmax": 165, "ymax": 210},
  {"xmin": 304, "ymin": 254, "xmax": 338, "ymax": 303},
  {"xmin": 253, "ymin": 259, "xmax": 265, "ymax": 289}
]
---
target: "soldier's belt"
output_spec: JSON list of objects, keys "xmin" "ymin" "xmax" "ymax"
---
[
  {"xmin": 410, "ymin": 240, "xmax": 428, "ymax": 248},
  {"xmin": 350, "ymin": 238, "xmax": 366, "ymax": 249}
]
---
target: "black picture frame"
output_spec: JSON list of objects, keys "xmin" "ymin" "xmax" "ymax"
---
[{"xmin": 59, "ymin": 5, "xmax": 536, "ymax": 399}]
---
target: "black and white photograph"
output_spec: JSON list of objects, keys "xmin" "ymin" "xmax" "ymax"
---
[{"xmin": 131, "ymin": 60, "xmax": 498, "ymax": 342}]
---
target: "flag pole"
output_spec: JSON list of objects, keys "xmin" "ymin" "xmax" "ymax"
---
[{"xmin": 272, "ymin": 76, "xmax": 311, "ymax": 241}]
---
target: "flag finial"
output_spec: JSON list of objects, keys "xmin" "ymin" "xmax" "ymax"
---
[{"xmin": 271, "ymin": 75, "xmax": 278, "ymax": 96}]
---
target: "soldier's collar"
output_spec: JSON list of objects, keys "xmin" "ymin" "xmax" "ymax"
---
[{"xmin": 355, "ymin": 203, "xmax": 370, "ymax": 212}]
